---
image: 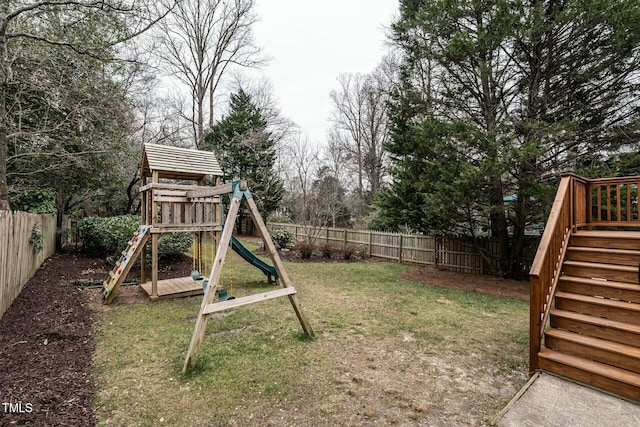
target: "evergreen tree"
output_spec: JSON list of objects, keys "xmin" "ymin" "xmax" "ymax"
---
[
  {"xmin": 377, "ymin": 0, "xmax": 640, "ymax": 277},
  {"xmin": 204, "ymin": 89, "xmax": 284, "ymax": 222}
]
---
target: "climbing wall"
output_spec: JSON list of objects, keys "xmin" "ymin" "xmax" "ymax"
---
[{"xmin": 102, "ymin": 225, "xmax": 150, "ymax": 304}]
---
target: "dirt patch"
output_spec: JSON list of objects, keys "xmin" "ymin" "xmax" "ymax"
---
[{"xmin": 401, "ymin": 266, "xmax": 529, "ymax": 301}]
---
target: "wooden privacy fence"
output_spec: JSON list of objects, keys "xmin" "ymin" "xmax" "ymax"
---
[
  {"xmin": 267, "ymin": 222, "xmax": 539, "ymax": 275},
  {"xmin": 0, "ymin": 211, "xmax": 56, "ymax": 318}
]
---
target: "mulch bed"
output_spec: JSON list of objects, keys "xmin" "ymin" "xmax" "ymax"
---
[
  {"xmin": 401, "ymin": 266, "xmax": 529, "ymax": 301},
  {"xmin": 0, "ymin": 248, "xmax": 527, "ymax": 425},
  {"xmin": 0, "ymin": 250, "xmax": 193, "ymax": 426},
  {"xmin": 0, "ymin": 252, "xmax": 102, "ymax": 426}
]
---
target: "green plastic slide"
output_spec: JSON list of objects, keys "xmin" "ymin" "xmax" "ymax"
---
[{"xmin": 230, "ymin": 236, "xmax": 278, "ymax": 282}]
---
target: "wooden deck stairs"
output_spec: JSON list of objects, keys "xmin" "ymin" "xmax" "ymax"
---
[
  {"xmin": 530, "ymin": 175, "xmax": 640, "ymax": 402},
  {"xmin": 540, "ymin": 230, "xmax": 640, "ymax": 402}
]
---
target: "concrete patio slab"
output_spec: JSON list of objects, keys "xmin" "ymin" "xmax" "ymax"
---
[{"xmin": 493, "ymin": 372, "xmax": 640, "ymax": 427}]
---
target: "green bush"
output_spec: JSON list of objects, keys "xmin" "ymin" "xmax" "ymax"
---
[
  {"xmin": 271, "ymin": 229, "xmax": 294, "ymax": 248},
  {"xmin": 79, "ymin": 215, "xmax": 192, "ymax": 262},
  {"xmin": 159, "ymin": 233, "xmax": 193, "ymax": 260},
  {"xmin": 79, "ymin": 215, "xmax": 139, "ymax": 258}
]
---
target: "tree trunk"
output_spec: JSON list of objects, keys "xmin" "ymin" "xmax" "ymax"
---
[{"xmin": 0, "ymin": 5, "xmax": 10, "ymax": 211}]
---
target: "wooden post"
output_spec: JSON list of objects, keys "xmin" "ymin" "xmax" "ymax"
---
[
  {"xmin": 151, "ymin": 171, "xmax": 159, "ymax": 298},
  {"xmin": 529, "ymin": 274, "xmax": 542, "ymax": 374},
  {"xmin": 151, "ymin": 234, "xmax": 158, "ymax": 298},
  {"xmin": 368, "ymin": 231, "xmax": 372, "ymax": 257},
  {"xmin": 183, "ymin": 197, "xmax": 241, "ymax": 374},
  {"xmin": 246, "ymin": 196, "xmax": 314, "ymax": 338},
  {"xmin": 140, "ymin": 182, "xmax": 147, "ymax": 285},
  {"xmin": 399, "ymin": 234, "xmax": 403, "ymax": 263},
  {"xmin": 214, "ymin": 177, "xmax": 222, "ymax": 253}
]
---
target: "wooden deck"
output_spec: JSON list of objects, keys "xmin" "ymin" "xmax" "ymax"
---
[{"xmin": 140, "ymin": 276, "xmax": 204, "ymax": 300}]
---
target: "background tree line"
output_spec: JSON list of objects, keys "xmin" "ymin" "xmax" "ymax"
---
[{"xmin": 2, "ymin": 1, "xmax": 639, "ymax": 279}]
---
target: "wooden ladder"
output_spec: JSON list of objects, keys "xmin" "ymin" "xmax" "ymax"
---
[{"xmin": 102, "ymin": 225, "xmax": 150, "ymax": 304}]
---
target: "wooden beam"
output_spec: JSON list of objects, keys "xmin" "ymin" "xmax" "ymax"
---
[
  {"xmin": 140, "ymin": 182, "xmax": 221, "ymax": 192},
  {"xmin": 187, "ymin": 183, "xmax": 233, "ymax": 198},
  {"xmin": 246, "ymin": 196, "xmax": 315, "ymax": 337},
  {"xmin": 203, "ymin": 288, "xmax": 296, "ymax": 315},
  {"xmin": 150, "ymin": 224, "xmax": 221, "ymax": 233},
  {"xmin": 183, "ymin": 196, "xmax": 242, "ymax": 374}
]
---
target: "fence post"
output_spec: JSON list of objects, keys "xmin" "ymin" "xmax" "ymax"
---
[
  {"xmin": 435, "ymin": 236, "xmax": 440, "ymax": 268},
  {"xmin": 343, "ymin": 229, "xmax": 347, "ymax": 247},
  {"xmin": 326, "ymin": 228, "xmax": 329, "ymax": 242},
  {"xmin": 399, "ymin": 234, "xmax": 403, "ymax": 263},
  {"xmin": 368, "ymin": 231, "xmax": 372, "ymax": 257}
]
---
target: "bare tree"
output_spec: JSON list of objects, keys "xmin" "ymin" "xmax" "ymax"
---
[
  {"xmin": 154, "ymin": 0, "xmax": 264, "ymax": 148},
  {"xmin": 227, "ymin": 73, "xmax": 296, "ymax": 148},
  {"xmin": 281, "ymin": 132, "xmax": 319, "ymax": 217},
  {"xmin": 328, "ymin": 59, "xmax": 394, "ymax": 213}
]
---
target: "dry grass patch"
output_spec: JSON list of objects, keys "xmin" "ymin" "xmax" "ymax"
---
[{"xmin": 92, "ymin": 241, "xmax": 529, "ymax": 426}]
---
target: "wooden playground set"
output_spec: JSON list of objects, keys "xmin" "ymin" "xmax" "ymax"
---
[{"xmin": 100, "ymin": 143, "xmax": 314, "ymax": 372}]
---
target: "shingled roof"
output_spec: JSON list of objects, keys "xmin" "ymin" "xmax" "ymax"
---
[{"xmin": 141, "ymin": 143, "xmax": 223, "ymax": 181}]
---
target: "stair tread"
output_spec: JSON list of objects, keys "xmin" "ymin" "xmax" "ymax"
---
[
  {"xmin": 546, "ymin": 328, "xmax": 640, "ymax": 357},
  {"xmin": 563, "ymin": 260, "xmax": 638, "ymax": 272},
  {"xmin": 539, "ymin": 348, "xmax": 640, "ymax": 387},
  {"xmin": 568, "ymin": 246, "xmax": 640, "ymax": 256},
  {"xmin": 552, "ymin": 309, "xmax": 640, "ymax": 334},
  {"xmin": 555, "ymin": 291, "xmax": 640, "ymax": 311},
  {"xmin": 573, "ymin": 230, "xmax": 640, "ymax": 239},
  {"xmin": 560, "ymin": 275, "xmax": 640, "ymax": 291}
]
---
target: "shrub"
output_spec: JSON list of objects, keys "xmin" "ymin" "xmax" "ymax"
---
[
  {"xmin": 79, "ymin": 215, "xmax": 139, "ymax": 258},
  {"xmin": 356, "ymin": 244, "xmax": 369, "ymax": 258},
  {"xmin": 294, "ymin": 240, "xmax": 315, "ymax": 259},
  {"xmin": 268, "ymin": 214, "xmax": 291, "ymax": 224},
  {"xmin": 342, "ymin": 243, "xmax": 358, "ymax": 260},
  {"xmin": 29, "ymin": 225, "xmax": 43, "ymax": 254},
  {"xmin": 271, "ymin": 229, "xmax": 294, "ymax": 249},
  {"xmin": 318, "ymin": 241, "xmax": 336, "ymax": 258},
  {"xmin": 158, "ymin": 233, "xmax": 193, "ymax": 260},
  {"xmin": 79, "ymin": 215, "xmax": 192, "ymax": 262}
]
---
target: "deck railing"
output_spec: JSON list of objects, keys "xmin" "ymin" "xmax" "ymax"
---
[{"xmin": 529, "ymin": 173, "xmax": 640, "ymax": 373}]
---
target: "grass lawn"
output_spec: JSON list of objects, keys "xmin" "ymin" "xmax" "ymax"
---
[{"xmin": 92, "ymin": 241, "xmax": 529, "ymax": 426}]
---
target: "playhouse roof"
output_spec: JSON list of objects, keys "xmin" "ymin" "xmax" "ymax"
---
[{"xmin": 142, "ymin": 143, "xmax": 223, "ymax": 181}]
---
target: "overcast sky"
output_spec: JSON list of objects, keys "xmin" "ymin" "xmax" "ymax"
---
[{"xmin": 248, "ymin": 1, "xmax": 399, "ymax": 146}]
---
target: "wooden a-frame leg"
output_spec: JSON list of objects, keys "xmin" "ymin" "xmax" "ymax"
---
[
  {"xmin": 246, "ymin": 197, "xmax": 315, "ymax": 337},
  {"xmin": 183, "ymin": 197, "xmax": 241, "ymax": 374}
]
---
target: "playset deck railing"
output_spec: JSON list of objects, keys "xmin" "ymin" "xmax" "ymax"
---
[
  {"xmin": 529, "ymin": 173, "xmax": 640, "ymax": 372},
  {"xmin": 140, "ymin": 182, "xmax": 222, "ymax": 233}
]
